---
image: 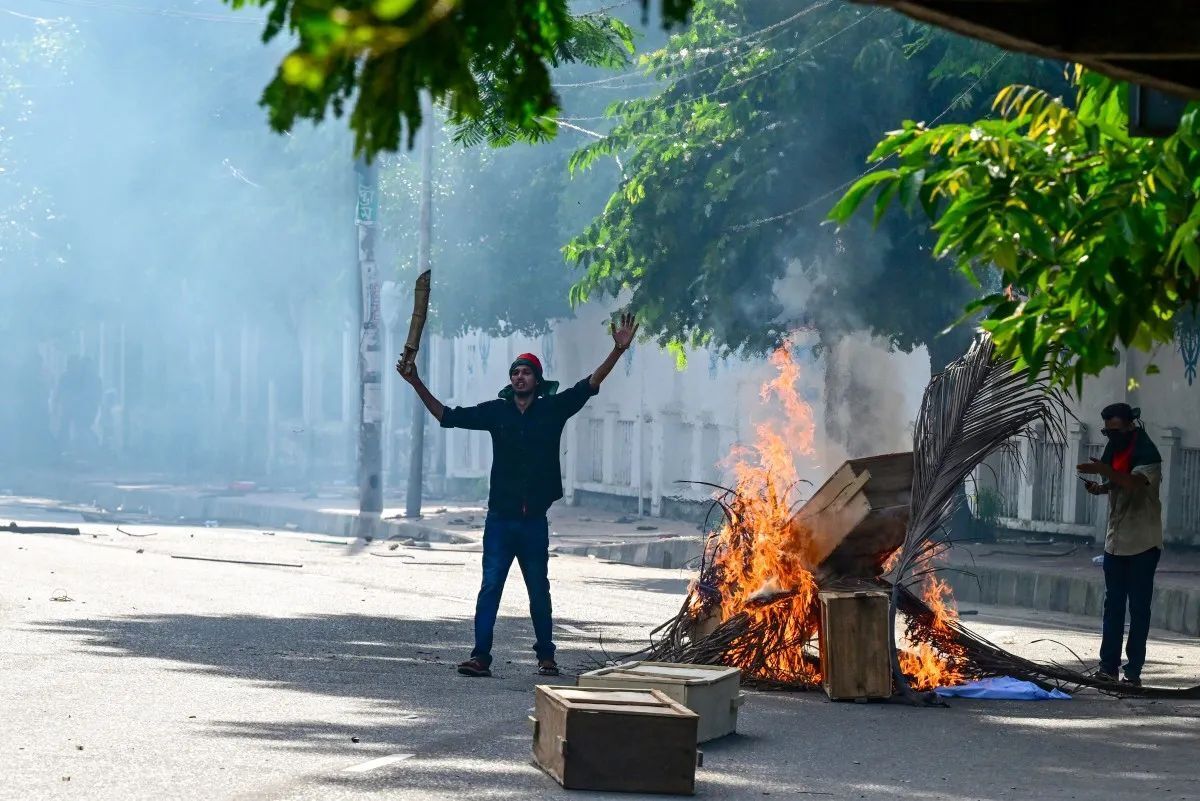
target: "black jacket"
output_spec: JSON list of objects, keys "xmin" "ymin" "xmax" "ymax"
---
[{"xmin": 439, "ymin": 377, "xmax": 598, "ymax": 517}]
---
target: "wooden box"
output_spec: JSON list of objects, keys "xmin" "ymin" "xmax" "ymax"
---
[
  {"xmin": 789, "ymin": 452, "xmax": 912, "ymax": 578},
  {"xmin": 577, "ymin": 661, "xmax": 744, "ymax": 743},
  {"xmin": 531, "ymin": 685, "xmax": 699, "ymax": 794},
  {"xmin": 818, "ymin": 589, "xmax": 893, "ymax": 701}
]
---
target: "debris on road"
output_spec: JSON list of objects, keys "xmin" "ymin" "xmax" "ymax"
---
[
  {"xmin": 170, "ymin": 555, "xmax": 303, "ymax": 568},
  {"xmin": 4, "ymin": 523, "xmax": 81, "ymax": 536},
  {"xmin": 117, "ymin": 526, "xmax": 157, "ymax": 538}
]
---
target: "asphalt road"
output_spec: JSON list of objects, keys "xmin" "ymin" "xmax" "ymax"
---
[{"xmin": 2, "ymin": 501, "xmax": 1198, "ymax": 801}]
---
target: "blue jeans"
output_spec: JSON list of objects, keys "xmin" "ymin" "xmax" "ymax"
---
[
  {"xmin": 471, "ymin": 513, "xmax": 555, "ymax": 668},
  {"xmin": 1100, "ymin": 547, "xmax": 1161, "ymax": 679}
]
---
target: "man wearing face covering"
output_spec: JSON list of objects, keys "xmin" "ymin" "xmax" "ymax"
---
[
  {"xmin": 1077, "ymin": 403, "xmax": 1163, "ymax": 686},
  {"xmin": 397, "ymin": 314, "xmax": 638, "ymax": 678}
]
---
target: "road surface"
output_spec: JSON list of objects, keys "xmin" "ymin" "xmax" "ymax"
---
[{"xmin": 2, "ymin": 500, "xmax": 1198, "ymax": 800}]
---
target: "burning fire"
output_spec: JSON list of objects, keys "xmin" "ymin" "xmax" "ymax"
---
[
  {"xmin": 898, "ymin": 575, "xmax": 967, "ymax": 690},
  {"xmin": 698, "ymin": 339, "xmax": 819, "ymax": 684},
  {"xmin": 693, "ymin": 339, "xmax": 966, "ymax": 692}
]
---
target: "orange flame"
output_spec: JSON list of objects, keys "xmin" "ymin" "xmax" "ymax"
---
[
  {"xmin": 696, "ymin": 337, "xmax": 966, "ymax": 692},
  {"xmin": 899, "ymin": 574, "xmax": 967, "ymax": 690},
  {"xmin": 703, "ymin": 338, "xmax": 820, "ymax": 684}
]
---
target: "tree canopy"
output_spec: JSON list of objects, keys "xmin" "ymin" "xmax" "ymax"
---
[
  {"xmin": 563, "ymin": 0, "xmax": 1060, "ymax": 365},
  {"xmin": 221, "ymin": 0, "xmax": 689, "ymax": 156},
  {"xmin": 830, "ymin": 69, "xmax": 1200, "ymax": 391},
  {"xmin": 378, "ymin": 122, "xmax": 620, "ymax": 338},
  {"xmin": 0, "ymin": 12, "xmax": 75, "ymax": 277}
]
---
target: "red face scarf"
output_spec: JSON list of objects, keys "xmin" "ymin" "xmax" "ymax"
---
[{"xmin": 1111, "ymin": 429, "xmax": 1138, "ymax": 474}]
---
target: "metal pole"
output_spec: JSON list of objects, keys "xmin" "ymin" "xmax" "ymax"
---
[
  {"xmin": 405, "ymin": 92, "xmax": 435, "ymax": 519},
  {"xmin": 354, "ymin": 155, "xmax": 384, "ymax": 518}
]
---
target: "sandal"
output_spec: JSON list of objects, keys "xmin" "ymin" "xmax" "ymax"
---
[{"xmin": 537, "ymin": 659, "xmax": 561, "ymax": 677}]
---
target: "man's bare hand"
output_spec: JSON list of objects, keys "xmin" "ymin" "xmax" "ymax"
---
[
  {"xmin": 1076, "ymin": 458, "xmax": 1113, "ymax": 480},
  {"xmin": 610, "ymin": 312, "xmax": 639, "ymax": 351},
  {"xmin": 396, "ymin": 358, "xmax": 419, "ymax": 385}
]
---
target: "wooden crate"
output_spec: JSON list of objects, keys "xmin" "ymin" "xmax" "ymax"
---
[
  {"xmin": 818, "ymin": 590, "xmax": 893, "ymax": 701},
  {"xmin": 788, "ymin": 452, "xmax": 912, "ymax": 578},
  {"xmin": 531, "ymin": 685, "xmax": 699, "ymax": 794},
  {"xmin": 577, "ymin": 661, "xmax": 744, "ymax": 743}
]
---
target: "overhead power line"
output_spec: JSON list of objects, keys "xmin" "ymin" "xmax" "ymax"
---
[{"xmin": 553, "ymin": 0, "xmax": 833, "ymax": 90}]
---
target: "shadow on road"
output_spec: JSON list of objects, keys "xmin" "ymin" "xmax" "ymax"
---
[
  {"xmin": 580, "ymin": 575, "xmax": 694, "ymax": 597},
  {"xmin": 30, "ymin": 609, "xmax": 1200, "ymax": 799},
  {"xmin": 32, "ymin": 609, "xmax": 683, "ymax": 796}
]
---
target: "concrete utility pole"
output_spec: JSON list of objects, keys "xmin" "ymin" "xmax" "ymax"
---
[
  {"xmin": 354, "ymin": 156, "xmax": 384, "ymax": 521},
  {"xmin": 405, "ymin": 92, "xmax": 435, "ymax": 519}
]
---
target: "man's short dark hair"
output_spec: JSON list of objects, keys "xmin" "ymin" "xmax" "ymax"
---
[{"xmin": 1101, "ymin": 403, "xmax": 1139, "ymax": 423}]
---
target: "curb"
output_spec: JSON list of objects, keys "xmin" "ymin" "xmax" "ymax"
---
[
  {"xmin": 5, "ymin": 479, "xmax": 470, "ymax": 546},
  {"xmin": 945, "ymin": 564, "xmax": 1200, "ymax": 637},
  {"xmin": 553, "ymin": 536, "xmax": 703, "ymax": 571}
]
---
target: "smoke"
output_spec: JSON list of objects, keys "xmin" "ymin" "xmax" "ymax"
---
[
  {"xmin": 0, "ymin": 1, "xmax": 359, "ymax": 480},
  {"xmin": 0, "ymin": 0, "xmax": 632, "ymax": 487},
  {"xmin": 773, "ymin": 235, "xmax": 931, "ymax": 462}
]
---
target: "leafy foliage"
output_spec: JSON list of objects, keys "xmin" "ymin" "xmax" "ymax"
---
[
  {"xmin": 379, "ymin": 127, "xmax": 618, "ymax": 338},
  {"xmin": 564, "ymin": 0, "xmax": 1059, "ymax": 360},
  {"xmin": 223, "ymin": 0, "xmax": 659, "ymax": 156},
  {"xmin": 830, "ymin": 69, "xmax": 1200, "ymax": 391},
  {"xmin": 0, "ymin": 13, "xmax": 76, "ymax": 273}
]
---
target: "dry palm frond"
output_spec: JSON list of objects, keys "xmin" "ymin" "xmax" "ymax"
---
[
  {"xmin": 886, "ymin": 335, "xmax": 1067, "ymax": 703},
  {"xmin": 900, "ymin": 588, "xmax": 1200, "ymax": 700}
]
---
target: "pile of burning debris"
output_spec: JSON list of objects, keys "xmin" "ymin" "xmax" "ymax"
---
[{"xmin": 635, "ymin": 337, "xmax": 1199, "ymax": 702}]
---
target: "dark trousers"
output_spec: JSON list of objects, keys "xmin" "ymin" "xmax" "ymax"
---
[
  {"xmin": 1100, "ymin": 547, "xmax": 1161, "ymax": 678},
  {"xmin": 471, "ymin": 513, "xmax": 555, "ymax": 668}
]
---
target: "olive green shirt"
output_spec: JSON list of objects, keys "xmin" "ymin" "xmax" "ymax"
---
[{"xmin": 1105, "ymin": 462, "xmax": 1163, "ymax": 556}]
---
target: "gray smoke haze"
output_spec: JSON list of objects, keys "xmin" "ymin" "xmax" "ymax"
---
[
  {"xmin": 0, "ymin": 2, "xmax": 362, "ymax": 481},
  {"xmin": 0, "ymin": 1, "xmax": 632, "ymax": 488},
  {"xmin": 774, "ymin": 246, "xmax": 930, "ymax": 463}
]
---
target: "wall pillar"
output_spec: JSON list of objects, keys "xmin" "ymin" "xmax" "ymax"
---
[
  {"xmin": 650, "ymin": 411, "xmax": 676, "ymax": 516},
  {"xmin": 1158, "ymin": 425, "xmax": 1182, "ymax": 536},
  {"xmin": 1016, "ymin": 435, "xmax": 1035, "ymax": 522},
  {"xmin": 602, "ymin": 405, "xmax": 618, "ymax": 486},
  {"xmin": 1061, "ymin": 420, "xmax": 1086, "ymax": 523},
  {"xmin": 564, "ymin": 417, "xmax": 579, "ymax": 505}
]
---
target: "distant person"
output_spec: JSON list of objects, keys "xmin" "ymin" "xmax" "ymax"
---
[
  {"xmin": 397, "ymin": 314, "xmax": 638, "ymax": 678},
  {"xmin": 53, "ymin": 355, "xmax": 101, "ymax": 454},
  {"xmin": 1078, "ymin": 403, "xmax": 1162, "ymax": 687}
]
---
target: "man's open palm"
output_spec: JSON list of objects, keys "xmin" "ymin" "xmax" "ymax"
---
[{"xmin": 611, "ymin": 312, "xmax": 639, "ymax": 350}]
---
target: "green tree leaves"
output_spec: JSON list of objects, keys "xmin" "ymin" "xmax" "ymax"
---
[
  {"xmin": 831, "ymin": 69, "xmax": 1200, "ymax": 391},
  {"xmin": 224, "ymin": 0, "xmax": 669, "ymax": 157},
  {"xmin": 564, "ymin": 1, "xmax": 1052, "ymax": 360}
]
